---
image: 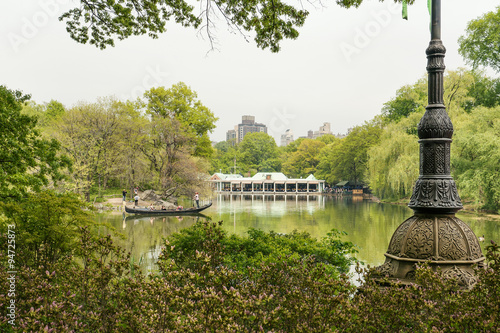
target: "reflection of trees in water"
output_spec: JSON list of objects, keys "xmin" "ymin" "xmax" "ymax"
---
[{"xmin": 105, "ymin": 215, "xmax": 207, "ymax": 274}]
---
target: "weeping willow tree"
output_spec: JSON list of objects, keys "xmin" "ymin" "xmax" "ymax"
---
[
  {"xmin": 367, "ymin": 112, "xmax": 421, "ymax": 200},
  {"xmin": 452, "ymin": 105, "xmax": 500, "ymax": 212}
]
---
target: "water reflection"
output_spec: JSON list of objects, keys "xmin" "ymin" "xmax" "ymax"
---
[{"xmin": 98, "ymin": 195, "xmax": 500, "ymax": 273}]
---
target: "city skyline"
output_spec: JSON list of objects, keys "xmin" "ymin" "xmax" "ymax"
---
[{"xmin": 224, "ymin": 116, "xmax": 339, "ymax": 145}]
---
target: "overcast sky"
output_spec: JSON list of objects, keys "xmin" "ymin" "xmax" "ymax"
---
[{"xmin": 1, "ymin": 0, "xmax": 498, "ymax": 143}]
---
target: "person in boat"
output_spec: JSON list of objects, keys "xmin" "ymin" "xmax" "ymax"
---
[
  {"xmin": 177, "ymin": 205, "xmax": 183, "ymax": 211},
  {"xmin": 149, "ymin": 204, "xmax": 155, "ymax": 211},
  {"xmin": 134, "ymin": 194, "xmax": 139, "ymax": 206},
  {"xmin": 161, "ymin": 205, "xmax": 166, "ymax": 210},
  {"xmin": 194, "ymin": 192, "xmax": 200, "ymax": 208}
]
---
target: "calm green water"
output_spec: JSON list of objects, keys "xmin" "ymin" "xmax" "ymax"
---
[{"xmin": 97, "ymin": 194, "xmax": 500, "ymax": 273}]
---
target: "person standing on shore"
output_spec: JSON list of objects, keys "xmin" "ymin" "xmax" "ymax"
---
[
  {"xmin": 194, "ymin": 192, "xmax": 199, "ymax": 208},
  {"xmin": 122, "ymin": 189, "xmax": 127, "ymax": 201}
]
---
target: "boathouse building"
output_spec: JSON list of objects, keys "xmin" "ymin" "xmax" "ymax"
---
[{"xmin": 209, "ymin": 172, "xmax": 325, "ymax": 194}]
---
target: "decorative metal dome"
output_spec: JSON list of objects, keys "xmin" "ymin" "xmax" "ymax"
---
[{"xmin": 376, "ymin": 215, "xmax": 484, "ymax": 286}]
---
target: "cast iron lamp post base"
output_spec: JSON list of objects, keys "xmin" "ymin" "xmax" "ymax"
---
[{"xmin": 373, "ymin": 0, "xmax": 484, "ymax": 288}]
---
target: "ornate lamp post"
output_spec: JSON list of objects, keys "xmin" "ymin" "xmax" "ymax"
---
[{"xmin": 375, "ymin": 0, "xmax": 485, "ymax": 287}]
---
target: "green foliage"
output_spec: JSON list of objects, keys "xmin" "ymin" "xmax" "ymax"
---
[
  {"xmin": 59, "ymin": 0, "xmax": 310, "ymax": 52},
  {"xmin": 349, "ymin": 241, "xmax": 500, "ymax": 332},
  {"xmin": 0, "ymin": 191, "xmax": 94, "ymax": 268},
  {"xmin": 144, "ymin": 83, "xmax": 217, "ymax": 159},
  {"xmin": 282, "ymin": 139, "xmax": 326, "ymax": 178},
  {"xmin": 238, "ymin": 132, "xmax": 280, "ymax": 173},
  {"xmin": 452, "ymin": 106, "xmax": 500, "ymax": 212},
  {"xmin": 463, "ymin": 71, "xmax": 500, "ymax": 112},
  {"xmin": 144, "ymin": 83, "xmax": 217, "ymax": 137},
  {"xmin": 0, "ymin": 227, "xmax": 144, "ymax": 332},
  {"xmin": 50, "ymin": 98, "xmax": 125, "ymax": 200},
  {"xmin": 56, "ymin": 0, "xmax": 416, "ymax": 52},
  {"xmin": 381, "ymin": 78, "xmax": 427, "ymax": 124},
  {"xmin": 317, "ymin": 122, "xmax": 382, "ymax": 186},
  {"xmin": 162, "ymin": 220, "xmax": 358, "ymax": 277},
  {"xmin": 22, "ymin": 100, "xmax": 66, "ymax": 128},
  {"xmin": 0, "ymin": 86, "xmax": 70, "ymax": 201},
  {"xmin": 210, "ymin": 140, "xmax": 240, "ymax": 174},
  {"xmin": 459, "ymin": 6, "xmax": 500, "ymax": 72},
  {"xmin": 59, "ymin": 0, "xmax": 201, "ymax": 49},
  {"xmin": 43, "ymin": 88, "xmax": 213, "ymax": 199},
  {"xmin": 367, "ymin": 112, "xmax": 421, "ymax": 200}
]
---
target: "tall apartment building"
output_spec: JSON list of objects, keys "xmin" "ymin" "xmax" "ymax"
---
[
  {"xmin": 307, "ymin": 122, "xmax": 333, "ymax": 139},
  {"xmin": 226, "ymin": 129, "xmax": 237, "ymax": 142},
  {"xmin": 280, "ymin": 129, "xmax": 294, "ymax": 147},
  {"xmin": 226, "ymin": 115, "xmax": 267, "ymax": 143}
]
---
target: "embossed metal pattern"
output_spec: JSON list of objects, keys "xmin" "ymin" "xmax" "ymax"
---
[
  {"xmin": 452, "ymin": 217, "xmax": 483, "ymax": 260},
  {"xmin": 417, "ymin": 108, "xmax": 454, "ymax": 139},
  {"xmin": 438, "ymin": 218, "xmax": 468, "ymax": 260},
  {"xmin": 442, "ymin": 266, "xmax": 477, "ymax": 287},
  {"xmin": 375, "ymin": 260, "xmax": 396, "ymax": 277},
  {"xmin": 435, "ymin": 143, "xmax": 445, "ymax": 174},
  {"xmin": 423, "ymin": 143, "xmax": 435, "ymax": 174},
  {"xmin": 404, "ymin": 218, "xmax": 434, "ymax": 259},
  {"xmin": 408, "ymin": 179, "xmax": 462, "ymax": 212},
  {"xmin": 387, "ymin": 216, "xmax": 417, "ymax": 255}
]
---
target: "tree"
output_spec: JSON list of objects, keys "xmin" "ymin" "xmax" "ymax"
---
[
  {"xmin": 1, "ymin": 190, "xmax": 94, "ymax": 268},
  {"xmin": 0, "ymin": 86, "xmax": 70, "ymax": 201},
  {"xmin": 144, "ymin": 83, "xmax": 218, "ymax": 158},
  {"xmin": 110, "ymin": 100, "xmax": 151, "ymax": 195},
  {"xmin": 458, "ymin": 6, "xmax": 500, "ymax": 72},
  {"xmin": 22, "ymin": 100, "xmax": 66, "ymax": 130},
  {"xmin": 282, "ymin": 139, "xmax": 326, "ymax": 178},
  {"xmin": 51, "ymin": 98, "xmax": 124, "ymax": 200},
  {"xmin": 452, "ymin": 105, "xmax": 500, "ymax": 212},
  {"xmin": 238, "ymin": 132, "xmax": 280, "ymax": 174},
  {"xmin": 381, "ymin": 78, "xmax": 427, "ymax": 124},
  {"xmin": 367, "ymin": 112, "xmax": 421, "ymax": 200},
  {"xmin": 463, "ymin": 71, "xmax": 500, "ymax": 112},
  {"xmin": 317, "ymin": 122, "xmax": 382, "ymax": 187},
  {"xmin": 139, "ymin": 116, "xmax": 203, "ymax": 197},
  {"xmin": 210, "ymin": 140, "xmax": 240, "ymax": 174},
  {"xmin": 57, "ymin": 0, "xmax": 410, "ymax": 52}
]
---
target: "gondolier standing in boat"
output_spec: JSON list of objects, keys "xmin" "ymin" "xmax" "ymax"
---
[
  {"xmin": 134, "ymin": 194, "xmax": 139, "ymax": 206},
  {"xmin": 194, "ymin": 192, "xmax": 199, "ymax": 208}
]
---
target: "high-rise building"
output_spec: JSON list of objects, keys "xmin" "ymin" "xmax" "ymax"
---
[
  {"xmin": 307, "ymin": 122, "xmax": 333, "ymax": 139},
  {"xmin": 280, "ymin": 129, "xmax": 294, "ymax": 147},
  {"xmin": 226, "ymin": 129, "xmax": 236, "ymax": 142},
  {"xmin": 226, "ymin": 115, "xmax": 267, "ymax": 143}
]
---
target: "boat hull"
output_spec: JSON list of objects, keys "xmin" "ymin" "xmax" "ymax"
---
[{"xmin": 125, "ymin": 203, "xmax": 212, "ymax": 215}]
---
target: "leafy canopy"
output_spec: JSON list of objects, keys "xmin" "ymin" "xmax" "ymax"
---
[
  {"xmin": 58, "ymin": 0, "xmax": 412, "ymax": 52},
  {"xmin": 0, "ymin": 190, "xmax": 95, "ymax": 268},
  {"xmin": 238, "ymin": 132, "xmax": 280, "ymax": 173},
  {"xmin": 459, "ymin": 6, "xmax": 500, "ymax": 72},
  {"xmin": 0, "ymin": 86, "xmax": 70, "ymax": 201},
  {"xmin": 282, "ymin": 139, "xmax": 326, "ymax": 178},
  {"xmin": 144, "ymin": 82, "xmax": 218, "ymax": 158}
]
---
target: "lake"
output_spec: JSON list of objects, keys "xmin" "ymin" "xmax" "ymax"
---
[{"xmin": 97, "ymin": 194, "xmax": 500, "ymax": 274}]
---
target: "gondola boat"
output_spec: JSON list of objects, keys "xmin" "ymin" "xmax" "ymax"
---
[{"xmin": 125, "ymin": 203, "xmax": 212, "ymax": 215}]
